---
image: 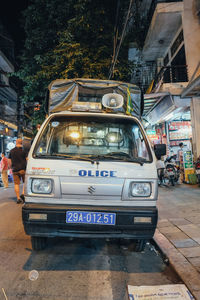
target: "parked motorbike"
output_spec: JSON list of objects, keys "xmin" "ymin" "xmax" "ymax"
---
[
  {"xmin": 195, "ymin": 156, "xmax": 200, "ymax": 186},
  {"xmin": 156, "ymin": 157, "xmax": 165, "ymax": 186},
  {"xmin": 164, "ymin": 155, "xmax": 180, "ymax": 186}
]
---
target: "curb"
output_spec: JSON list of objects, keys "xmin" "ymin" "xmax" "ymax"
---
[{"xmin": 153, "ymin": 229, "xmax": 200, "ymax": 300}]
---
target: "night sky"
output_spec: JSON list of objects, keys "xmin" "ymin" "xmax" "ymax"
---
[{"xmin": 0, "ymin": 0, "xmax": 29, "ymax": 56}]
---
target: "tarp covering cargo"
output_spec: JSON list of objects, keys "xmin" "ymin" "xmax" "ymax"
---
[{"xmin": 48, "ymin": 78, "xmax": 142, "ymax": 117}]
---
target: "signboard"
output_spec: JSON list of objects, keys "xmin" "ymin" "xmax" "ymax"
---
[
  {"xmin": 146, "ymin": 129, "xmax": 160, "ymax": 143},
  {"xmin": 183, "ymin": 150, "xmax": 193, "ymax": 169},
  {"xmin": 183, "ymin": 150, "xmax": 194, "ymax": 183},
  {"xmin": 128, "ymin": 284, "xmax": 194, "ymax": 300},
  {"xmin": 146, "ymin": 129, "xmax": 156, "ymax": 135},
  {"xmin": 168, "ymin": 121, "xmax": 192, "ymax": 141}
]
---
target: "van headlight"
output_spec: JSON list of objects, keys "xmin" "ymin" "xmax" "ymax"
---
[
  {"xmin": 130, "ymin": 182, "xmax": 151, "ymax": 197},
  {"xmin": 31, "ymin": 178, "xmax": 53, "ymax": 194}
]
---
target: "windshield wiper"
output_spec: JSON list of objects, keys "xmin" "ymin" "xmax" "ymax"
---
[
  {"xmin": 89, "ymin": 154, "xmax": 145, "ymax": 166},
  {"xmin": 121, "ymin": 158, "xmax": 145, "ymax": 166},
  {"xmin": 34, "ymin": 153, "xmax": 145, "ymax": 165},
  {"xmin": 34, "ymin": 153, "xmax": 53, "ymax": 159},
  {"xmin": 106, "ymin": 152, "xmax": 146, "ymax": 165},
  {"xmin": 46, "ymin": 153, "xmax": 94, "ymax": 164}
]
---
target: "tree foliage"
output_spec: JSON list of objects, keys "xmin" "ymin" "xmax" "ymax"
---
[{"xmin": 15, "ymin": 0, "xmax": 136, "ymax": 127}]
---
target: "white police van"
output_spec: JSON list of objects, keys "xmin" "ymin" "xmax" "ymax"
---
[{"xmin": 22, "ymin": 79, "xmax": 164, "ymax": 251}]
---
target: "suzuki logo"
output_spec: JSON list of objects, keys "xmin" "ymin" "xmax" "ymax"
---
[{"xmin": 88, "ymin": 186, "xmax": 95, "ymax": 195}]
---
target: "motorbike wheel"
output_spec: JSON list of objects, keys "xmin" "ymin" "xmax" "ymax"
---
[
  {"xmin": 170, "ymin": 176, "xmax": 175, "ymax": 186},
  {"xmin": 198, "ymin": 175, "xmax": 200, "ymax": 187}
]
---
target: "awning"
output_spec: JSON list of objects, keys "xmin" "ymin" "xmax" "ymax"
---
[
  {"xmin": 143, "ymin": 92, "xmax": 169, "ymax": 117},
  {"xmin": 144, "ymin": 94, "xmax": 191, "ymax": 125}
]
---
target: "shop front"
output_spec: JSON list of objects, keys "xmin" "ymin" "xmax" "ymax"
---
[
  {"xmin": 143, "ymin": 94, "xmax": 196, "ymax": 183},
  {"xmin": 167, "ymin": 117, "xmax": 192, "ymax": 156},
  {"xmin": 145, "ymin": 95, "xmax": 191, "ymax": 151},
  {"xmin": 0, "ymin": 121, "xmax": 17, "ymax": 155}
]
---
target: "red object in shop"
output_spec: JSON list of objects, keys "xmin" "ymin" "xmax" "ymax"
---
[
  {"xmin": 156, "ymin": 128, "xmax": 161, "ymax": 134},
  {"xmin": 148, "ymin": 135, "xmax": 160, "ymax": 140}
]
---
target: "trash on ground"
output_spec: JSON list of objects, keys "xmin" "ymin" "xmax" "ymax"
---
[{"xmin": 127, "ymin": 284, "xmax": 194, "ymax": 299}]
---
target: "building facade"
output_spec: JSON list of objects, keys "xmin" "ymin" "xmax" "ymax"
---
[
  {"xmin": 129, "ymin": 0, "xmax": 200, "ymax": 159},
  {"xmin": 0, "ymin": 23, "xmax": 20, "ymax": 154}
]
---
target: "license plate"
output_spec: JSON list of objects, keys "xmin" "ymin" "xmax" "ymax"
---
[
  {"xmin": 66, "ymin": 211, "xmax": 116, "ymax": 225},
  {"xmin": 168, "ymin": 171, "xmax": 174, "ymax": 176}
]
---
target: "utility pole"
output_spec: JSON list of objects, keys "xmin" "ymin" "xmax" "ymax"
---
[
  {"xmin": 17, "ymin": 96, "xmax": 22, "ymax": 138},
  {"xmin": 108, "ymin": 0, "xmax": 134, "ymax": 79}
]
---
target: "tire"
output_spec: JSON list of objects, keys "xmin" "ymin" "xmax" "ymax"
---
[
  {"xmin": 197, "ymin": 175, "xmax": 199, "ymax": 182},
  {"xmin": 170, "ymin": 176, "xmax": 175, "ymax": 186},
  {"xmin": 197, "ymin": 175, "xmax": 200, "ymax": 186},
  {"xmin": 31, "ymin": 236, "xmax": 47, "ymax": 251},
  {"xmin": 132, "ymin": 239, "xmax": 146, "ymax": 252}
]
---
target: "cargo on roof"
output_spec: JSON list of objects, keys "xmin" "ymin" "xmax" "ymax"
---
[{"xmin": 48, "ymin": 78, "xmax": 142, "ymax": 117}]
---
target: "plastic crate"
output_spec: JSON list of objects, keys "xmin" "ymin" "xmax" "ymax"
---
[{"xmin": 188, "ymin": 174, "xmax": 198, "ymax": 185}]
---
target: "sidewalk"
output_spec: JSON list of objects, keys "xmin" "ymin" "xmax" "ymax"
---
[{"xmin": 153, "ymin": 183, "xmax": 200, "ymax": 300}]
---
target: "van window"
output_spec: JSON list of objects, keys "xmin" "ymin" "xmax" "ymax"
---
[{"xmin": 33, "ymin": 115, "xmax": 152, "ymax": 162}]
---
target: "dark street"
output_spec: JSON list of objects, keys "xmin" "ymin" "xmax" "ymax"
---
[{"xmin": 0, "ymin": 186, "xmax": 180, "ymax": 300}]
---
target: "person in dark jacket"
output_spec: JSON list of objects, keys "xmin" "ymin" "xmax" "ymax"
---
[{"xmin": 8, "ymin": 138, "xmax": 27, "ymax": 204}]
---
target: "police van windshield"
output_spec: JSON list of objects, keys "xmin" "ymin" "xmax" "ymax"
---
[{"xmin": 33, "ymin": 115, "xmax": 152, "ymax": 163}]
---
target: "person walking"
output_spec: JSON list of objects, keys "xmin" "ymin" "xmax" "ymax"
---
[
  {"xmin": 8, "ymin": 138, "xmax": 28, "ymax": 204},
  {"xmin": 177, "ymin": 142, "xmax": 184, "ymax": 167},
  {"xmin": 0, "ymin": 152, "xmax": 9, "ymax": 189}
]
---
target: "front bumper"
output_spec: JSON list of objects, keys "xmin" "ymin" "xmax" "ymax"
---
[{"xmin": 22, "ymin": 203, "xmax": 158, "ymax": 239}]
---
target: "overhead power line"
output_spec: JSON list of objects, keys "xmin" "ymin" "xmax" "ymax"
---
[
  {"xmin": 112, "ymin": 0, "xmax": 120, "ymax": 72},
  {"xmin": 108, "ymin": 0, "xmax": 134, "ymax": 80}
]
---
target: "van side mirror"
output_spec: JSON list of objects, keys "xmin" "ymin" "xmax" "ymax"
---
[{"xmin": 154, "ymin": 144, "xmax": 166, "ymax": 159}]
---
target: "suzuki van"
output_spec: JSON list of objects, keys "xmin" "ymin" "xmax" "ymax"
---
[{"xmin": 22, "ymin": 79, "xmax": 161, "ymax": 251}]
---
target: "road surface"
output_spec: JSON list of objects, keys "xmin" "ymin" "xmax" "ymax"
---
[{"xmin": 0, "ymin": 186, "xmax": 181, "ymax": 300}]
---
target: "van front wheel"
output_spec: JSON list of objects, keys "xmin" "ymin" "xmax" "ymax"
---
[
  {"xmin": 132, "ymin": 239, "xmax": 146, "ymax": 252},
  {"xmin": 31, "ymin": 236, "xmax": 47, "ymax": 251}
]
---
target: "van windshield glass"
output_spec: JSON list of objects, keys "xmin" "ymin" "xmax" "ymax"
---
[{"xmin": 33, "ymin": 115, "xmax": 152, "ymax": 162}]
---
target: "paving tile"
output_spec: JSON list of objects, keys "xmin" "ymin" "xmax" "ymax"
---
[
  {"xmin": 185, "ymin": 215, "xmax": 200, "ymax": 224},
  {"xmin": 166, "ymin": 248, "xmax": 188, "ymax": 263},
  {"xmin": 170, "ymin": 260, "xmax": 200, "ymax": 292},
  {"xmin": 179, "ymin": 224, "xmax": 200, "ymax": 232},
  {"xmin": 169, "ymin": 218, "xmax": 191, "ymax": 226},
  {"xmin": 157, "ymin": 219, "xmax": 173, "ymax": 228},
  {"xmin": 192, "ymin": 290, "xmax": 200, "ymax": 300},
  {"xmin": 156, "ymin": 186, "xmax": 200, "ymax": 298},
  {"xmin": 164, "ymin": 231, "xmax": 191, "ymax": 241},
  {"xmin": 159, "ymin": 226, "xmax": 181, "ymax": 234},
  {"xmin": 172, "ymin": 239, "xmax": 198, "ymax": 248},
  {"xmin": 154, "ymin": 230, "xmax": 187, "ymax": 261},
  {"xmin": 178, "ymin": 224, "xmax": 200, "ymax": 244},
  {"xmin": 193, "ymin": 238, "xmax": 200, "ymax": 244},
  {"xmin": 188, "ymin": 257, "xmax": 200, "ymax": 272},
  {"xmin": 178, "ymin": 247, "xmax": 200, "ymax": 258}
]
